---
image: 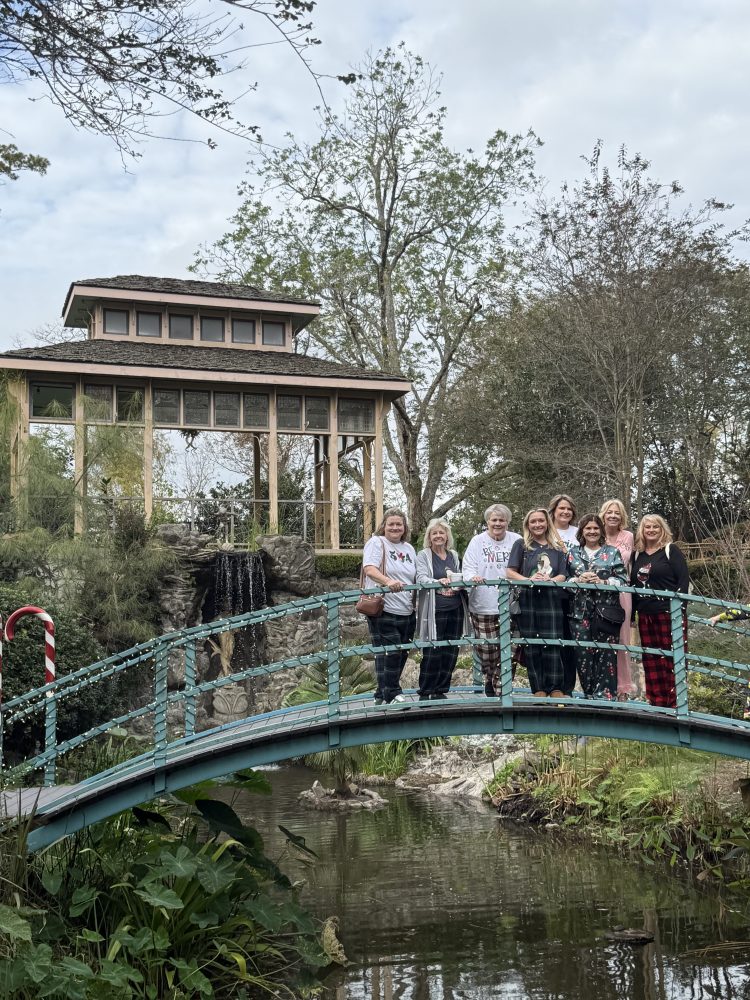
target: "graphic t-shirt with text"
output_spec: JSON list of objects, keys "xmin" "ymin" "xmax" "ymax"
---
[{"xmin": 363, "ymin": 536, "xmax": 418, "ymax": 616}]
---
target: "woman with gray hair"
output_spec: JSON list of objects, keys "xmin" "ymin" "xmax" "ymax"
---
[
  {"xmin": 462, "ymin": 504, "xmax": 521, "ymax": 696},
  {"xmin": 416, "ymin": 518, "xmax": 469, "ymax": 699}
]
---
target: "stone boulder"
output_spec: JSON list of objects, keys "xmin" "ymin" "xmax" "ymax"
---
[{"xmin": 258, "ymin": 535, "xmax": 317, "ymax": 596}]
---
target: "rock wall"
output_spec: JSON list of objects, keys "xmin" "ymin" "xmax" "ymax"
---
[{"xmin": 154, "ymin": 527, "xmax": 369, "ymax": 727}]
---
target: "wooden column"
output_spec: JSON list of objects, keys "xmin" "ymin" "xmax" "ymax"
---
[
  {"xmin": 362, "ymin": 437, "xmax": 374, "ymax": 540},
  {"xmin": 143, "ymin": 380, "xmax": 153, "ymax": 522},
  {"xmin": 374, "ymin": 394, "xmax": 384, "ymax": 528},
  {"xmin": 313, "ymin": 435, "xmax": 325, "ymax": 546},
  {"xmin": 73, "ymin": 378, "xmax": 86, "ymax": 534},
  {"xmin": 252, "ymin": 434, "xmax": 262, "ymax": 526},
  {"xmin": 268, "ymin": 389, "xmax": 279, "ymax": 533},
  {"xmin": 328, "ymin": 391, "xmax": 340, "ymax": 550},
  {"xmin": 8, "ymin": 377, "xmax": 29, "ymax": 525}
]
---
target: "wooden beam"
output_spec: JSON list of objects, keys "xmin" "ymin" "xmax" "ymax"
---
[
  {"xmin": 374, "ymin": 394, "xmax": 384, "ymax": 528},
  {"xmin": 74, "ymin": 378, "xmax": 86, "ymax": 534},
  {"xmin": 362, "ymin": 437, "xmax": 374, "ymax": 539},
  {"xmin": 252, "ymin": 434, "xmax": 262, "ymax": 527},
  {"xmin": 268, "ymin": 389, "xmax": 278, "ymax": 533},
  {"xmin": 328, "ymin": 391, "xmax": 340, "ymax": 550},
  {"xmin": 143, "ymin": 381, "xmax": 153, "ymax": 522},
  {"xmin": 8, "ymin": 378, "xmax": 29, "ymax": 525}
]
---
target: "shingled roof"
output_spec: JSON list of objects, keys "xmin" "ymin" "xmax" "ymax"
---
[
  {"xmin": 65, "ymin": 275, "xmax": 319, "ymax": 309},
  {"xmin": 0, "ymin": 339, "xmax": 407, "ymax": 385}
]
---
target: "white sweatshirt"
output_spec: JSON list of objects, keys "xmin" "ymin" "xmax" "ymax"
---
[{"xmin": 462, "ymin": 530, "xmax": 522, "ymax": 615}]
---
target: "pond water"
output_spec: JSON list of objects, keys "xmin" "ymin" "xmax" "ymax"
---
[{"xmin": 232, "ymin": 765, "xmax": 750, "ymax": 999}]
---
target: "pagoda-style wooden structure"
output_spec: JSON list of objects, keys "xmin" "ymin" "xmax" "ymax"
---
[{"xmin": 0, "ymin": 276, "xmax": 409, "ymax": 550}]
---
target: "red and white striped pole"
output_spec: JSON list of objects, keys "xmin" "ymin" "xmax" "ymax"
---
[{"xmin": 5, "ymin": 606, "xmax": 57, "ymax": 785}]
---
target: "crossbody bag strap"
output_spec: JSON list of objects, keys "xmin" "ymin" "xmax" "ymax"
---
[{"xmin": 360, "ymin": 537, "xmax": 387, "ymax": 588}]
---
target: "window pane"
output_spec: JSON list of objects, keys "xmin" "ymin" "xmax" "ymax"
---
[
  {"xmin": 137, "ymin": 312, "xmax": 161, "ymax": 337},
  {"xmin": 84, "ymin": 384, "xmax": 112, "ymax": 421},
  {"xmin": 243, "ymin": 393, "xmax": 268, "ymax": 428},
  {"xmin": 184, "ymin": 390, "xmax": 210, "ymax": 426},
  {"xmin": 31, "ymin": 383, "xmax": 74, "ymax": 419},
  {"xmin": 200, "ymin": 317, "xmax": 224, "ymax": 342},
  {"xmin": 305, "ymin": 396, "xmax": 329, "ymax": 430},
  {"xmin": 262, "ymin": 321, "xmax": 285, "ymax": 346},
  {"xmin": 169, "ymin": 314, "xmax": 193, "ymax": 340},
  {"xmin": 154, "ymin": 388, "xmax": 180, "ymax": 424},
  {"xmin": 214, "ymin": 392, "xmax": 241, "ymax": 427},
  {"xmin": 338, "ymin": 397, "xmax": 375, "ymax": 433},
  {"xmin": 104, "ymin": 309, "xmax": 128, "ymax": 335},
  {"xmin": 232, "ymin": 319, "xmax": 255, "ymax": 344},
  {"xmin": 277, "ymin": 395, "xmax": 301, "ymax": 430},
  {"xmin": 116, "ymin": 388, "xmax": 144, "ymax": 422}
]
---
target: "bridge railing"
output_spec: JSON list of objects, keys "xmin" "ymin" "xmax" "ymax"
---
[{"xmin": 2, "ymin": 581, "xmax": 750, "ymax": 786}]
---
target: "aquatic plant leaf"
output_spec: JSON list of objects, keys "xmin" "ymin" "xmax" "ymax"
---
[
  {"xmin": 155, "ymin": 845, "xmax": 199, "ymax": 879},
  {"xmin": 195, "ymin": 798, "xmax": 264, "ymax": 852},
  {"xmin": 134, "ymin": 885, "xmax": 184, "ymax": 910},
  {"xmin": 69, "ymin": 887, "xmax": 99, "ymax": 917},
  {"xmin": 244, "ymin": 895, "xmax": 284, "ymax": 932},
  {"xmin": 223, "ymin": 769, "xmax": 272, "ymax": 795},
  {"xmin": 278, "ymin": 824, "xmax": 318, "ymax": 858},
  {"xmin": 0, "ymin": 904, "xmax": 32, "ymax": 942},
  {"xmin": 172, "ymin": 781, "xmax": 218, "ymax": 805},
  {"xmin": 41, "ymin": 870, "xmax": 62, "ymax": 896},
  {"xmin": 22, "ymin": 942, "xmax": 53, "ymax": 983},
  {"xmin": 131, "ymin": 806, "xmax": 171, "ymax": 830}
]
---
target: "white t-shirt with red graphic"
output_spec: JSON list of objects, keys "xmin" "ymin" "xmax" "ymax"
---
[{"xmin": 363, "ymin": 536, "xmax": 418, "ymax": 616}]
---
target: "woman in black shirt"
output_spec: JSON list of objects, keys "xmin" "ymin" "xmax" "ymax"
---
[
  {"xmin": 507, "ymin": 508, "xmax": 569, "ymax": 697},
  {"xmin": 631, "ymin": 514, "xmax": 690, "ymax": 708}
]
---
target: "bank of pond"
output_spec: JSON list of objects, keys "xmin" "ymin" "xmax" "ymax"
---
[{"xmin": 2, "ymin": 739, "xmax": 750, "ymax": 998}]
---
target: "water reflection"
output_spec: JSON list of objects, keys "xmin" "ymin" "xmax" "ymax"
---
[{"xmin": 230, "ymin": 766, "xmax": 750, "ymax": 999}]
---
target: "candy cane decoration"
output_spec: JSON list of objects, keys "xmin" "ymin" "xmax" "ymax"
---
[{"xmin": 5, "ymin": 606, "xmax": 57, "ymax": 785}]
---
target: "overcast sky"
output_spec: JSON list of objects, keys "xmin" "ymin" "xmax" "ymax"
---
[{"xmin": 2, "ymin": 0, "xmax": 749, "ymax": 351}]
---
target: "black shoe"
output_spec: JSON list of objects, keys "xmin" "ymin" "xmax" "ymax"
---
[
  {"xmin": 418, "ymin": 693, "xmax": 431, "ymax": 701},
  {"xmin": 373, "ymin": 696, "xmax": 383, "ymax": 705},
  {"xmin": 431, "ymin": 692, "xmax": 448, "ymax": 700},
  {"xmin": 484, "ymin": 681, "xmax": 495, "ymax": 697}
]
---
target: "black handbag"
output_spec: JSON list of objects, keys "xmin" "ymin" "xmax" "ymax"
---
[{"xmin": 593, "ymin": 602, "xmax": 626, "ymax": 638}]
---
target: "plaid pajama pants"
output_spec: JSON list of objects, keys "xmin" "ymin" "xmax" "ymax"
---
[
  {"xmin": 637, "ymin": 611, "xmax": 688, "ymax": 709},
  {"xmin": 470, "ymin": 613, "xmax": 501, "ymax": 694}
]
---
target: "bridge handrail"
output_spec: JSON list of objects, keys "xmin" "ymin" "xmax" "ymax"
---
[
  {"xmin": 1, "ymin": 580, "xmax": 745, "ymax": 720},
  {"xmin": 3, "ymin": 580, "xmax": 750, "ymax": 785}
]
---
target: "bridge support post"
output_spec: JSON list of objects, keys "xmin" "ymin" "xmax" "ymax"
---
[
  {"xmin": 326, "ymin": 597, "xmax": 341, "ymax": 747},
  {"xmin": 497, "ymin": 580, "xmax": 515, "ymax": 728},
  {"xmin": 671, "ymin": 597, "xmax": 690, "ymax": 742},
  {"xmin": 153, "ymin": 645, "xmax": 169, "ymax": 787},
  {"xmin": 184, "ymin": 642, "xmax": 196, "ymax": 738}
]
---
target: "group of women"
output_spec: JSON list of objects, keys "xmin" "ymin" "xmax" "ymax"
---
[{"xmin": 362, "ymin": 498, "xmax": 690, "ymax": 709}]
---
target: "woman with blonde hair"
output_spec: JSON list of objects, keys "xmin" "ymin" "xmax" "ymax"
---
[
  {"xmin": 631, "ymin": 514, "xmax": 690, "ymax": 708},
  {"xmin": 362, "ymin": 507, "xmax": 417, "ymax": 705},
  {"xmin": 416, "ymin": 518, "xmax": 469, "ymax": 699},
  {"xmin": 600, "ymin": 498, "xmax": 637, "ymax": 700},
  {"xmin": 507, "ymin": 508, "xmax": 570, "ymax": 697}
]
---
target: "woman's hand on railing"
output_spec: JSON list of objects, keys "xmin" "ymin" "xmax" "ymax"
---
[{"xmin": 385, "ymin": 577, "xmax": 403, "ymax": 592}]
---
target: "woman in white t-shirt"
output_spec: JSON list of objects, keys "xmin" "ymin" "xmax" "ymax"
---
[{"xmin": 362, "ymin": 507, "xmax": 417, "ymax": 704}]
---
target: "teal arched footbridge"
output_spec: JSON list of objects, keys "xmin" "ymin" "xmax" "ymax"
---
[{"xmin": 2, "ymin": 580, "xmax": 750, "ymax": 852}]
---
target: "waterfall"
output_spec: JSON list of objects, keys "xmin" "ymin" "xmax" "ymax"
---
[{"xmin": 212, "ymin": 550, "xmax": 267, "ymax": 617}]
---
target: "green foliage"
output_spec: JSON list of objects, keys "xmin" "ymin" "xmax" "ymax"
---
[
  {"xmin": 0, "ymin": 143, "xmax": 49, "ymax": 181},
  {"xmin": 0, "ymin": 581, "xmax": 106, "ymax": 759},
  {"xmin": 0, "ymin": 786, "xmax": 326, "ymax": 998},
  {"xmin": 489, "ymin": 737, "xmax": 750, "ymax": 876},
  {"xmin": 358, "ymin": 740, "xmax": 416, "ymax": 779},
  {"xmin": 284, "ymin": 651, "xmax": 374, "ymax": 793},
  {"xmin": 314, "ymin": 553, "xmax": 363, "ymax": 579}
]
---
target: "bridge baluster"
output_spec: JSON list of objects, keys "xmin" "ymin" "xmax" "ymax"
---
[
  {"xmin": 671, "ymin": 596, "xmax": 689, "ymax": 720},
  {"xmin": 497, "ymin": 580, "xmax": 514, "ymax": 713},
  {"xmin": 153, "ymin": 645, "xmax": 169, "ymax": 757},
  {"xmin": 326, "ymin": 597, "xmax": 341, "ymax": 737},
  {"xmin": 184, "ymin": 641, "xmax": 196, "ymax": 738}
]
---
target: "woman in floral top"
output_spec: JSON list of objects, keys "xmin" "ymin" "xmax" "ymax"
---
[{"xmin": 567, "ymin": 513, "xmax": 628, "ymax": 699}]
